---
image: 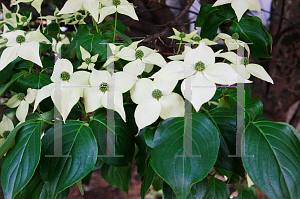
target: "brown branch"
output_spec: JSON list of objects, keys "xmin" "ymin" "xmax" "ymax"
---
[{"xmin": 143, "ymin": 0, "xmax": 196, "ymax": 42}]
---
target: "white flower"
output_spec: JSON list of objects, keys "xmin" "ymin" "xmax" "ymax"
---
[
  {"xmin": 192, "ymin": 34, "xmax": 217, "ymax": 46},
  {"xmin": 180, "ymin": 41, "xmax": 251, "ymax": 111},
  {"xmin": 168, "ymin": 28, "xmax": 198, "ymax": 43},
  {"xmin": 78, "ymin": 46, "xmax": 98, "ymax": 70},
  {"xmin": 0, "ymin": 3, "xmax": 18, "ymax": 28},
  {"xmin": 52, "ymin": 34, "xmax": 70, "ymax": 54},
  {"xmin": 0, "ymin": 115, "xmax": 14, "ymax": 147},
  {"xmin": 66, "ymin": 11, "xmax": 88, "ymax": 25},
  {"xmin": 83, "ymin": 69, "xmax": 138, "ymax": 121},
  {"xmin": 58, "ymin": 0, "xmax": 100, "ymax": 22},
  {"xmin": 116, "ymin": 46, "xmax": 167, "ymax": 76},
  {"xmin": 34, "ymin": 59, "xmax": 90, "ymax": 122},
  {"xmin": 39, "ymin": 8, "xmax": 72, "ymax": 24},
  {"xmin": 213, "ymin": 0, "xmax": 261, "ymax": 22},
  {"xmin": 214, "ymin": 33, "xmax": 250, "ymax": 56},
  {"xmin": 17, "ymin": 13, "xmax": 32, "ymax": 26},
  {"xmin": 5, "ymin": 88, "xmax": 37, "ymax": 122},
  {"xmin": 217, "ymin": 52, "xmax": 273, "ymax": 84},
  {"xmin": 99, "ymin": 0, "xmax": 139, "ymax": 23},
  {"xmin": 0, "ymin": 30, "xmax": 49, "ymax": 71},
  {"xmin": 130, "ymin": 78, "xmax": 184, "ymax": 131},
  {"xmin": 12, "ymin": 0, "xmax": 44, "ymax": 13},
  {"xmin": 103, "ymin": 40, "xmax": 143, "ymax": 67}
]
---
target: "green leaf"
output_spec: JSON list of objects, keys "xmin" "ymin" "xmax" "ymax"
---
[
  {"xmin": 89, "ymin": 108, "xmax": 135, "ymax": 167},
  {"xmin": 195, "ymin": 4, "xmax": 218, "ymax": 28},
  {"xmin": 100, "ymin": 163, "xmax": 131, "ymax": 194},
  {"xmin": 205, "ymin": 107, "xmax": 245, "ymax": 177},
  {"xmin": 1, "ymin": 122, "xmax": 42, "ymax": 199},
  {"xmin": 0, "ymin": 70, "xmax": 27, "ymax": 97},
  {"xmin": 14, "ymin": 72, "xmax": 52, "ymax": 93},
  {"xmin": 215, "ymin": 168, "xmax": 239, "ymax": 184},
  {"xmin": 229, "ymin": 17, "xmax": 273, "ymax": 58},
  {"xmin": 135, "ymin": 127, "xmax": 153, "ymax": 177},
  {"xmin": 200, "ymin": 14, "xmax": 227, "ymax": 40},
  {"xmin": 233, "ymin": 189, "xmax": 256, "ymax": 199},
  {"xmin": 242, "ymin": 118, "xmax": 300, "ymax": 199},
  {"xmin": 0, "ymin": 58, "xmax": 20, "ymax": 83},
  {"xmin": 152, "ymin": 175, "xmax": 164, "ymax": 191},
  {"xmin": 163, "ymin": 178, "xmax": 208, "ymax": 199},
  {"xmin": 150, "ymin": 112, "xmax": 220, "ymax": 199},
  {"xmin": 40, "ymin": 120, "xmax": 98, "ymax": 199},
  {"xmin": 216, "ymin": 4, "xmax": 236, "ymax": 19},
  {"xmin": 140, "ymin": 165, "xmax": 156, "ymax": 199},
  {"xmin": 75, "ymin": 33, "xmax": 109, "ymax": 62},
  {"xmin": 203, "ymin": 177, "xmax": 230, "ymax": 199}
]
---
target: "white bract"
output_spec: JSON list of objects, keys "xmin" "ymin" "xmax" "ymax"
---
[
  {"xmin": 1, "ymin": 3, "xmax": 18, "ymax": 28},
  {"xmin": 168, "ymin": 28, "xmax": 197, "ymax": 42},
  {"xmin": 59, "ymin": 0, "xmax": 100, "ymax": 22},
  {"xmin": 99, "ymin": 0, "xmax": 139, "ymax": 23},
  {"xmin": 192, "ymin": 34, "xmax": 217, "ymax": 46},
  {"xmin": 5, "ymin": 88, "xmax": 37, "ymax": 122},
  {"xmin": 0, "ymin": 115, "xmax": 14, "ymax": 147},
  {"xmin": 33, "ymin": 59, "xmax": 90, "ymax": 122},
  {"xmin": 12, "ymin": 0, "xmax": 44, "ymax": 13},
  {"xmin": 66, "ymin": 11, "xmax": 88, "ymax": 25},
  {"xmin": 52, "ymin": 34, "xmax": 70, "ymax": 55},
  {"xmin": 179, "ymin": 41, "xmax": 250, "ymax": 111},
  {"xmin": 218, "ymin": 52, "xmax": 273, "ymax": 84},
  {"xmin": 83, "ymin": 69, "xmax": 138, "ymax": 121},
  {"xmin": 130, "ymin": 78, "xmax": 184, "ymax": 131},
  {"xmin": 78, "ymin": 46, "xmax": 98, "ymax": 70},
  {"xmin": 0, "ymin": 30, "xmax": 49, "ymax": 71},
  {"xmin": 213, "ymin": 0, "xmax": 261, "ymax": 21},
  {"xmin": 116, "ymin": 46, "xmax": 167, "ymax": 76},
  {"xmin": 214, "ymin": 33, "xmax": 250, "ymax": 56}
]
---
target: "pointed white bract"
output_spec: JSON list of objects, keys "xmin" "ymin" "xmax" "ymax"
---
[
  {"xmin": 99, "ymin": 0, "xmax": 139, "ymax": 23},
  {"xmin": 1, "ymin": 3, "xmax": 18, "ymax": 28},
  {"xmin": 0, "ymin": 115, "xmax": 15, "ymax": 151},
  {"xmin": 214, "ymin": 33, "xmax": 250, "ymax": 56},
  {"xmin": 78, "ymin": 46, "xmax": 99, "ymax": 70},
  {"xmin": 130, "ymin": 78, "xmax": 184, "ymax": 131},
  {"xmin": 213, "ymin": 0, "xmax": 261, "ymax": 22},
  {"xmin": 12, "ymin": 0, "xmax": 44, "ymax": 13},
  {"xmin": 0, "ymin": 30, "xmax": 49, "ymax": 71},
  {"xmin": 34, "ymin": 59, "xmax": 90, "ymax": 122}
]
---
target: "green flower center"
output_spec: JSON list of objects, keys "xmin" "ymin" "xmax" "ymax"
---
[
  {"xmin": 3, "ymin": 131, "xmax": 10, "ymax": 139},
  {"xmin": 232, "ymin": 33, "xmax": 239, "ymax": 40},
  {"xmin": 241, "ymin": 57, "xmax": 249, "ymax": 65},
  {"xmin": 85, "ymin": 58, "xmax": 92, "ymax": 64},
  {"xmin": 17, "ymin": 93, "xmax": 25, "ymax": 101},
  {"xmin": 16, "ymin": 35, "xmax": 25, "ymax": 44},
  {"xmin": 179, "ymin": 32, "xmax": 186, "ymax": 39},
  {"xmin": 135, "ymin": 50, "xmax": 144, "ymax": 59},
  {"xmin": 152, "ymin": 89, "xmax": 163, "ymax": 100},
  {"xmin": 5, "ymin": 13, "xmax": 12, "ymax": 19},
  {"xmin": 113, "ymin": 0, "xmax": 121, "ymax": 6},
  {"xmin": 99, "ymin": 82, "xmax": 109, "ymax": 92},
  {"xmin": 194, "ymin": 61, "xmax": 205, "ymax": 72},
  {"xmin": 60, "ymin": 71, "xmax": 71, "ymax": 81},
  {"xmin": 76, "ymin": 15, "xmax": 83, "ymax": 20},
  {"xmin": 194, "ymin": 35, "xmax": 201, "ymax": 42},
  {"xmin": 21, "ymin": 16, "xmax": 27, "ymax": 23}
]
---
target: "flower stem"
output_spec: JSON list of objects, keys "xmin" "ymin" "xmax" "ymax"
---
[
  {"xmin": 92, "ymin": 17, "xmax": 99, "ymax": 33},
  {"xmin": 28, "ymin": 61, "xmax": 33, "ymax": 73},
  {"xmin": 113, "ymin": 12, "xmax": 118, "ymax": 43},
  {"xmin": 39, "ymin": 13, "xmax": 44, "ymax": 33},
  {"xmin": 177, "ymin": 40, "xmax": 182, "ymax": 55},
  {"xmin": 73, "ymin": 24, "xmax": 78, "ymax": 32},
  {"xmin": 78, "ymin": 101, "xmax": 90, "ymax": 122}
]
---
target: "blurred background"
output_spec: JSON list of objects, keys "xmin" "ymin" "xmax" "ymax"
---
[{"xmin": 0, "ymin": 0, "xmax": 299, "ymax": 198}]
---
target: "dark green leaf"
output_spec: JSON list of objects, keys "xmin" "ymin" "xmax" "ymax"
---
[
  {"xmin": 140, "ymin": 165, "xmax": 155, "ymax": 199},
  {"xmin": 163, "ymin": 178, "xmax": 208, "ymax": 199},
  {"xmin": 40, "ymin": 120, "xmax": 98, "ymax": 198},
  {"xmin": 89, "ymin": 108, "xmax": 135, "ymax": 167},
  {"xmin": 205, "ymin": 107, "xmax": 245, "ymax": 177},
  {"xmin": 100, "ymin": 163, "xmax": 131, "ymax": 194},
  {"xmin": 203, "ymin": 177, "xmax": 230, "ymax": 199},
  {"xmin": 152, "ymin": 175, "xmax": 164, "ymax": 191},
  {"xmin": 217, "ymin": 4, "xmax": 236, "ymax": 19},
  {"xmin": 233, "ymin": 189, "xmax": 256, "ymax": 199},
  {"xmin": 14, "ymin": 72, "xmax": 52, "ymax": 93},
  {"xmin": 242, "ymin": 118, "xmax": 300, "ymax": 199},
  {"xmin": 200, "ymin": 14, "xmax": 227, "ymax": 40},
  {"xmin": 0, "ymin": 70, "xmax": 27, "ymax": 97},
  {"xmin": 150, "ymin": 112, "xmax": 220, "ymax": 199},
  {"xmin": 195, "ymin": 4, "xmax": 218, "ymax": 28},
  {"xmin": 1, "ymin": 122, "xmax": 42, "ymax": 199},
  {"xmin": 229, "ymin": 17, "xmax": 273, "ymax": 58}
]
